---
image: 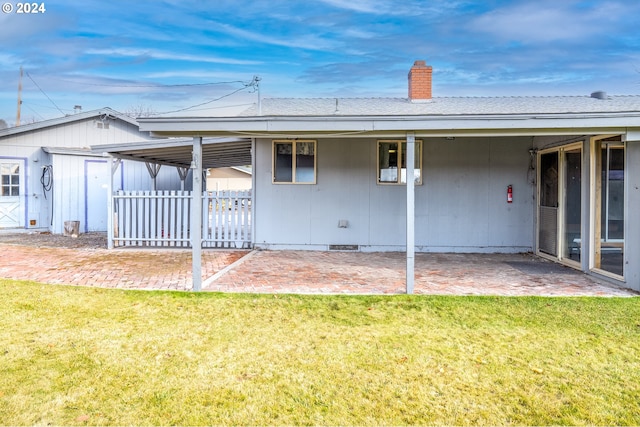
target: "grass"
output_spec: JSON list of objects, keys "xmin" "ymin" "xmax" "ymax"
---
[{"xmin": 0, "ymin": 279, "xmax": 639, "ymax": 426}]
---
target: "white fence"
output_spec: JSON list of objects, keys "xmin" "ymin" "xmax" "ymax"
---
[{"xmin": 113, "ymin": 190, "xmax": 252, "ymax": 248}]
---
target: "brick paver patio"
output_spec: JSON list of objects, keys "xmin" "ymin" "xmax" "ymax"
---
[
  {"xmin": 1, "ymin": 237, "xmax": 637, "ymax": 296},
  {"xmin": 205, "ymin": 250, "xmax": 638, "ymax": 296},
  {"xmin": 0, "ymin": 244, "xmax": 247, "ymax": 290}
]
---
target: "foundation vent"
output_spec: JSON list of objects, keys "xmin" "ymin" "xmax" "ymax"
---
[{"xmin": 329, "ymin": 244, "xmax": 359, "ymax": 251}]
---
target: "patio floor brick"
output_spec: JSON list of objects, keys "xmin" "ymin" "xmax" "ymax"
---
[
  {"xmin": 1, "ymin": 240, "xmax": 637, "ymax": 297},
  {"xmin": 205, "ymin": 250, "xmax": 638, "ymax": 296}
]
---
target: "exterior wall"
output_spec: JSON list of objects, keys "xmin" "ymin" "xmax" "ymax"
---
[
  {"xmin": 0, "ymin": 139, "xmax": 53, "ymax": 229},
  {"xmin": 47, "ymin": 155, "xmax": 189, "ymax": 234},
  {"xmin": 254, "ymin": 136, "xmax": 535, "ymax": 252},
  {"xmin": 206, "ymin": 167, "xmax": 252, "ymax": 191},
  {"xmin": 624, "ymin": 138, "xmax": 640, "ymax": 290}
]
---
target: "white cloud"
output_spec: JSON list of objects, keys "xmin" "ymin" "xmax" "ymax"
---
[
  {"xmin": 84, "ymin": 48, "xmax": 261, "ymax": 65},
  {"xmin": 470, "ymin": 1, "xmax": 628, "ymax": 44},
  {"xmin": 314, "ymin": 0, "xmax": 467, "ymax": 16},
  {"xmin": 0, "ymin": 53, "xmax": 19, "ymax": 67},
  {"xmin": 213, "ymin": 22, "xmax": 338, "ymax": 51},
  {"xmin": 314, "ymin": 0, "xmax": 388, "ymax": 14}
]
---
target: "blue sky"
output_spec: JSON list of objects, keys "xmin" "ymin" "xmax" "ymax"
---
[{"xmin": 1, "ymin": 0, "xmax": 639, "ymax": 124}]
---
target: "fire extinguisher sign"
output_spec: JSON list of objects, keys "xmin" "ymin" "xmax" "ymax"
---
[{"xmin": 507, "ymin": 185, "xmax": 513, "ymax": 203}]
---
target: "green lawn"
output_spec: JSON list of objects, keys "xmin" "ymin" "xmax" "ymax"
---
[{"xmin": 0, "ymin": 279, "xmax": 639, "ymax": 426}]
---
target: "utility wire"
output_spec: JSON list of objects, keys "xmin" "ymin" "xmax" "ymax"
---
[
  {"xmin": 156, "ymin": 86, "xmax": 249, "ymax": 114},
  {"xmin": 185, "ymin": 102, "xmax": 254, "ymax": 112},
  {"xmin": 23, "ymin": 103, "xmax": 46, "ymax": 120},
  {"xmin": 25, "ymin": 72, "xmax": 66, "ymax": 116},
  {"xmin": 22, "ymin": 101, "xmax": 74, "ymax": 112},
  {"xmin": 155, "ymin": 77, "xmax": 259, "ymax": 115},
  {"xmin": 43, "ymin": 75, "xmax": 247, "ymax": 88}
]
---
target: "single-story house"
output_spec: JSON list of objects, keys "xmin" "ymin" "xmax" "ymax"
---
[
  {"xmin": 95, "ymin": 60, "xmax": 640, "ymax": 293},
  {"xmin": 0, "ymin": 108, "xmax": 188, "ymax": 234},
  {"xmin": 207, "ymin": 166, "xmax": 252, "ymax": 191}
]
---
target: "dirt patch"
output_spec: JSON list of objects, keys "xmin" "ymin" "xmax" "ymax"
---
[{"xmin": 0, "ymin": 231, "xmax": 107, "ymax": 249}]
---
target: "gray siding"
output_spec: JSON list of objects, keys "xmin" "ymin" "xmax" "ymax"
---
[
  {"xmin": 254, "ymin": 136, "xmax": 534, "ymax": 252},
  {"xmin": 1, "ymin": 115, "xmax": 186, "ymax": 233},
  {"xmin": 625, "ymin": 139, "xmax": 640, "ymax": 290}
]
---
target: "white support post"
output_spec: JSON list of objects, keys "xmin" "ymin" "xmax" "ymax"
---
[
  {"xmin": 406, "ymin": 132, "xmax": 415, "ymax": 294},
  {"xmin": 177, "ymin": 167, "xmax": 189, "ymax": 191},
  {"xmin": 191, "ymin": 137, "xmax": 203, "ymax": 291},
  {"xmin": 107, "ymin": 157, "xmax": 120, "ymax": 250},
  {"xmin": 251, "ymin": 138, "xmax": 256, "ymax": 247},
  {"xmin": 145, "ymin": 162, "xmax": 161, "ymax": 192}
]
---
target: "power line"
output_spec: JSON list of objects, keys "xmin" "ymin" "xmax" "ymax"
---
[
  {"xmin": 156, "ymin": 86, "xmax": 249, "ymax": 114},
  {"xmin": 24, "ymin": 101, "xmax": 74, "ymax": 112},
  {"xmin": 155, "ymin": 77, "xmax": 260, "ymax": 115},
  {"xmin": 185, "ymin": 102, "xmax": 254, "ymax": 112},
  {"xmin": 20, "ymin": 71, "xmax": 260, "ymax": 117},
  {"xmin": 23, "ymin": 104, "xmax": 46, "ymax": 121},
  {"xmin": 43, "ymin": 75, "xmax": 248, "ymax": 88},
  {"xmin": 25, "ymin": 72, "xmax": 65, "ymax": 116}
]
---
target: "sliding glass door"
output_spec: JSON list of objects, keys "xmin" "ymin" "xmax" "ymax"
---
[
  {"xmin": 538, "ymin": 151, "xmax": 559, "ymax": 256},
  {"xmin": 593, "ymin": 138, "xmax": 625, "ymax": 277},
  {"xmin": 562, "ymin": 148, "xmax": 582, "ymax": 263},
  {"xmin": 538, "ymin": 144, "xmax": 582, "ymax": 265}
]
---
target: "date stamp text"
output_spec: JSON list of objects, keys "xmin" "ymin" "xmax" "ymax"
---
[{"xmin": 2, "ymin": 2, "xmax": 47, "ymax": 14}]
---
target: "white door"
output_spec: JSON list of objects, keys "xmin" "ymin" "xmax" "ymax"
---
[
  {"xmin": 0, "ymin": 161, "xmax": 24, "ymax": 228},
  {"xmin": 85, "ymin": 160, "xmax": 108, "ymax": 232}
]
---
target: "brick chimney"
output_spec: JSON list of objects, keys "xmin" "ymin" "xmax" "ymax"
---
[{"xmin": 408, "ymin": 60, "xmax": 432, "ymax": 102}]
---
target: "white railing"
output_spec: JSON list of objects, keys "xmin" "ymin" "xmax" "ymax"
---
[{"xmin": 113, "ymin": 190, "xmax": 251, "ymax": 248}]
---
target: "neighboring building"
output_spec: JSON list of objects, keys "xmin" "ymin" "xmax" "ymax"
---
[
  {"xmin": 100, "ymin": 60, "xmax": 640, "ymax": 292},
  {"xmin": 0, "ymin": 108, "xmax": 187, "ymax": 233},
  {"xmin": 207, "ymin": 166, "xmax": 252, "ymax": 191}
]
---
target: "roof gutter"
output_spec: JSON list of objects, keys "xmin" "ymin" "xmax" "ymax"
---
[{"xmin": 138, "ymin": 113, "xmax": 640, "ymax": 138}]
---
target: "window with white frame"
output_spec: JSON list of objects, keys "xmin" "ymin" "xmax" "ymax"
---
[
  {"xmin": 1, "ymin": 163, "xmax": 20, "ymax": 196},
  {"xmin": 377, "ymin": 140, "xmax": 422, "ymax": 184},
  {"xmin": 273, "ymin": 140, "xmax": 316, "ymax": 184}
]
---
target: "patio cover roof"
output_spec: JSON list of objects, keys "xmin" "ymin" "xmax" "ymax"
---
[
  {"xmin": 91, "ymin": 137, "xmax": 252, "ymax": 169},
  {"xmin": 135, "ymin": 95, "xmax": 640, "ymax": 139}
]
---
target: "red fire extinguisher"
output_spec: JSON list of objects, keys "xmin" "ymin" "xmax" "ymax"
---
[{"xmin": 507, "ymin": 185, "xmax": 513, "ymax": 203}]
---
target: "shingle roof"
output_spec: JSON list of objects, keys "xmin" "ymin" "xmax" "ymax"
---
[
  {"xmin": 0, "ymin": 107, "xmax": 137, "ymax": 138},
  {"xmin": 240, "ymin": 95, "xmax": 640, "ymax": 117}
]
